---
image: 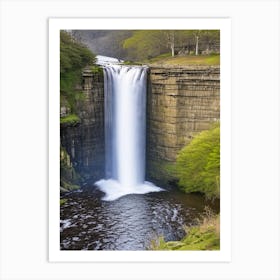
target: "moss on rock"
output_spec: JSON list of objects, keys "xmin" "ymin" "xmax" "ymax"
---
[
  {"xmin": 60, "ymin": 147, "xmax": 81, "ymax": 191},
  {"xmin": 151, "ymin": 212, "xmax": 220, "ymax": 251},
  {"xmin": 60, "ymin": 114, "xmax": 81, "ymax": 126},
  {"xmin": 60, "ymin": 198, "xmax": 68, "ymax": 206},
  {"xmin": 147, "ymin": 160, "xmax": 178, "ymax": 187}
]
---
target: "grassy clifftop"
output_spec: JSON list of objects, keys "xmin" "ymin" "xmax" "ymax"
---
[{"xmin": 147, "ymin": 53, "xmax": 220, "ymax": 66}]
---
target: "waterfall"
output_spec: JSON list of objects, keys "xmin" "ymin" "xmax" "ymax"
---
[{"xmin": 95, "ymin": 64, "xmax": 162, "ymax": 201}]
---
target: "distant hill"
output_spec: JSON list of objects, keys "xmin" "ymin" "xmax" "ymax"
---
[{"xmin": 71, "ymin": 30, "xmax": 133, "ymax": 60}]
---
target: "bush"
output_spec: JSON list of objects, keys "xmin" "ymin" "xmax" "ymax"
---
[
  {"xmin": 60, "ymin": 31, "xmax": 96, "ymax": 75},
  {"xmin": 176, "ymin": 122, "xmax": 220, "ymax": 199}
]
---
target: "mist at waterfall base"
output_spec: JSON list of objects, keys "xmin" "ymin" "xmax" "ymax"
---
[{"xmin": 95, "ymin": 63, "xmax": 162, "ymax": 201}]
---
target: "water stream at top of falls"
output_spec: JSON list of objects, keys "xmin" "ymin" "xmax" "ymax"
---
[{"xmin": 95, "ymin": 63, "xmax": 162, "ymax": 201}]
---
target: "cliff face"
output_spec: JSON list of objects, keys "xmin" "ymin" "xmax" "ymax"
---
[
  {"xmin": 146, "ymin": 66, "xmax": 220, "ymax": 186},
  {"xmin": 60, "ymin": 69, "xmax": 105, "ymax": 184},
  {"xmin": 60, "ymin": 65, "xmax": 220, "ymax": 188}
]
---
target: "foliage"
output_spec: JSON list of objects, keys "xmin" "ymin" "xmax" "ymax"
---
[
  {"xmin": 60, "ymin": 146, "xmax": 81, "ymax": 191},
  {"xmin": 60, "ymin": 30, "xmax": 96, "ymax": 74},
  {"xmin": 176, "ymin": 122, "xmax": 220, "ymax": 199},
  {"xmin": 70, "ymin": 30, "xmax": 219, "ymax": 62},
  {"xmin": 90, "ymin": 65, "xmax": 103, "ymax": 74},
  {"xmin": 148, "ymin": 160, "xmax": 177, "ymax": 186},
  {"xmin": 123, "ymin": 30, "xmax": 220, "ymax": 61},
  {"xmin": 60, "ymin": 179, "xmax": 80, "ymax": 191},
  {"xmin": 151, "ymin": 208, "xmax": 220, "ymax": 250},
  {"xmin": 122, "ymin": 60, "xmax": 143, "ymax": 66},
  {"xmin": 60, "ymin": 114, "xmax": 80, "ymax": 125},
  {"xmin": 60, "ymin": 198, "xmax": 68, "ymax": 206},
  {"xmin": 60, "ymin": 30, "xmax": 95, "ymax": 113},
  {"xmin": 123, "ymin": 30, "xmax": 168, "ymax": 60}
]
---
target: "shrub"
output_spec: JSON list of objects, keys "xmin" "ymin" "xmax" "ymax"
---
[
  {"xmin": 176, "ymin": 122, "xmax": 220, "ymax": 199},
  {"xmin": 60, "ymin": 31, "xmax": 96, "ymax": 113}
]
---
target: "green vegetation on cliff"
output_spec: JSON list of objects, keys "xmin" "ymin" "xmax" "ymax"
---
[
  {"xmin": 60, "ymin": 147, "xmax": 80, "ymax": 192},
  {"xmin": 176, "ymin": 122, "xmax": 220, "ymax": 199},
  {"xmin": 151, "ymin": 209, "xmax": 220, "ymax": 250},
  {"xmin": 60, "ymin": 30, "xmax": 96, "ymax": 114},
  {"xmin": 60, "ymin": 114, "xmax": 80, "ymax": 126},
  {"xmin": 60, "ymin": 30, "xmax": 96, "ymax": 80}
]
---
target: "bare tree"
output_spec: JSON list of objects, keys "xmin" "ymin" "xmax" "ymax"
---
[
  {"xmin": 193, "ymin": 30, "xmax": 201, "ymax": 56},
  {"xmin": 162, "ymin": 30, "xmax": 175, "ymax": 57}
]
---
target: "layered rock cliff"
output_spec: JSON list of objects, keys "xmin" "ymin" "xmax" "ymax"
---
[
  {"xmin": 146, "ymin": 66, "xmax": 220, "ymax": 186},
  {"xmin": 60, "ymin": 65, "xmax": 220, "ymax": 188},
  {"xmin": 60, "ymin": 69, "xmax": 105, "ymax": 184}
]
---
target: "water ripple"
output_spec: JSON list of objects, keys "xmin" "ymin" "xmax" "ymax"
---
[{"xmin": 60, "ymin": 187, "xmax": 219, "ymax": 250}]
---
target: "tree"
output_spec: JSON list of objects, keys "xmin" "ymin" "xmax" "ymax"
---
[
  {"xmin": 201, "ymin": 30, "xmax": 220, "ymax": 54},
  {"xmin": 188, "ymin": 30, "xmax": 202, "ymax": 56},
  {"xmin": 123, "ymin": 30, "xmax": 192, "ymax": 59},
  {"xmin": 60, "ymin": 30, "xmax": 95, "ymax": 75},
  {"xmin": 123, "ymin": 30, "xmax": 220, "ymax": 60},
  {"xmin": 176, "ymin": 122, "xmax": 220, "ymax": 199},
  {"xmin": 60, "ymin": 30, "xmax": 96, "ymax": 112},
  {"xmin": 186, "ymin": 30, "xmax": 220, "ymax": 55},
  {"xmin": 161, "ymin": 30, "xmax": 175, "ymax": 57}
]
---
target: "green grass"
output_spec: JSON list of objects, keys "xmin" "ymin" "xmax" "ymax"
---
[
  {"xmin": 60, "ymin": 179, "xmax": 80, "ymax": 191},
  {"xmin": 122, "ymin": 60, "xmax": 144, "ymax": 66},
  {"xmin": 124, "ymin": 53, "xmax": 220, "ymax": 66},
  {"xmin": 60, "ymin": 114, "xmax": 80, "ymax": 125},
  {"xmin": 60, "ymin": 198, "xmax": 67, "ymax": 206},
  {"xmin": 146, "ymin": 52, "xmax": 172, "ymax": 63},
  {"xmin": 90, "ymin": 65, "xmax": 103, "ymax": 74},
  {"xmin": 149, "ymin": 54, "xmax": 220, "ymax": 66},
  {"xmin": 150, "ymin": 210, "xmax": 220, "ymax": 250}
]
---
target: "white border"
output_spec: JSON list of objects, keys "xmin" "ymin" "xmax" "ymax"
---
[{"xmin": 49, "ymin": 18, "xmax": 231, "ymax": 262}]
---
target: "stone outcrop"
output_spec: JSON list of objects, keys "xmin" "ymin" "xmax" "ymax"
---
[
  {"xmin": 60, "ymin": 68, "xmax": 105, "ymax": 184},
  {"xmin": 60, "ymin": 147, "xmax": 80, "ymax": 191},
  {"xmin": 146, "ymin": 66, "xmax": 220, "ymax": 186}
]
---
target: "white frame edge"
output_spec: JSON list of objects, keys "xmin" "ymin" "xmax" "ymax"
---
[{"xmin": 48, "ymin": 18, "xmax": 231, "ymax": 262}]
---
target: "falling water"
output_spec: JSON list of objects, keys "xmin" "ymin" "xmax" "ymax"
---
[{"xmin": 95, "ymin": 63, "xmax": 162, "ymax": 201}]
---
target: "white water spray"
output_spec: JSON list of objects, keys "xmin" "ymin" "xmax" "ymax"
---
[{"xmin": 95, "ymin": 62, "xmax": 162, "ymax": 201}]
